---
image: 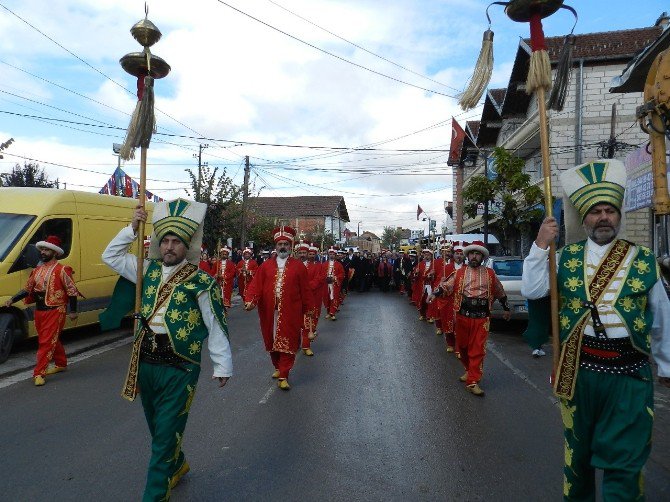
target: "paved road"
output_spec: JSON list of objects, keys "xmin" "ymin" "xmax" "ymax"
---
[{"xmin": 1, "ymin": 291, "xmax": 668, "ymax": 501}]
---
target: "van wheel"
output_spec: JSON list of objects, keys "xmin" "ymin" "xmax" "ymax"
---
[{"xmin": 0, "ymin": 314, "xmax": 15, "ymax": 363}]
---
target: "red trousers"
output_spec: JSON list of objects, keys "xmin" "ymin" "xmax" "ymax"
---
[
  {"xmin": 34, "ymin": 308, "xmax": 67, "ymax": 377},
  {"xmin": 270, "ymin": 351, "xmax": 296, "ymax": 379},
  {"xmin": 454, "ymin": 313, "xmax": 490, "ymax": 385}
]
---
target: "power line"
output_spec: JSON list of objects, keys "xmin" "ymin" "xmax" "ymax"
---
[
  {"xmin": 264, "ymin": 0, "xmax": 460, "ymax": 92},
  {"xmin": 214, "ymin": 0, "xmax": 458, "ymax": 99}
]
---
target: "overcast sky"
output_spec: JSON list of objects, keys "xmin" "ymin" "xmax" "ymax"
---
[{"xmin": 0, "ymin": 0, "xmax": 666, "ymax": 236}]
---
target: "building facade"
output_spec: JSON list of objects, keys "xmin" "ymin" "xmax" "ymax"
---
[{"xmin": 454, "ymin": 17, "xmax": 669, "ymax": 255}]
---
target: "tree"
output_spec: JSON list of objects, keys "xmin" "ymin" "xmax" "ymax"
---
[
  {"xmin": 381, "ymin": 226, "xmax": 404, "ymax": 250},
  {"xmin": 0, "ymin": 162, "xmax": 58, "ymax": 188},
  {"xmin": 184, "ymin": 164, "xmax": 243, "ymax": 252},
  {"xmin": 462, "ymin": 147, "xmax": 544, "ymax": 251},
  {"xmin": 246, "ymin": 213, "xmax": 275, "ymax": 250},
  {"xmin": 302, "ymin": 224, "xmax": 335, "ymax": 250}
]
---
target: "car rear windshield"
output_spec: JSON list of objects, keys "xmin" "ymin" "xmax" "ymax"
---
[
  {"xmin": 0, "ymin": 213, "xmax": 36, "ymax": 262},
  {"xmin": 492, "ymin": 259, "xmax": 523, "ymax": 277}
]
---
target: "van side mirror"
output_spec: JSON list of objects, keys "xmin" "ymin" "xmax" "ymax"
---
[{"xmin": 22, "ymin": 244, "xmax": 40, "ymax": 268}]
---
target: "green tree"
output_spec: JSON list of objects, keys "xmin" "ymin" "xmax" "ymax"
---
[
  {"xmin": 381, "ymin": 226, "xmax": 404, "ymax": 250},
  {"xmin": 0, "ymin": 162, "xmax": 58, "ymax": 188},
  {"xmin": 462, "ymin": 147, "xmax": 544, "ymax": 251},
  {"xmin": 246, "ymin": 213, "xmax": 275, "ymax": 250},
  {"xmin": 184, "ymin": 164, "xmax": 243, "ymax": 252},
  {"xmin": 302, "ymin": 223, "xmax": 335, "ymax": 251}
]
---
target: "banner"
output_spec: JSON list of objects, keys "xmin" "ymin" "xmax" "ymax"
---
[
  {"xmin": 417, "ymin": 204, "xmax": 424, "ymax": 220},
  {"xmin": 447, "ymin": 118, "xmax": 466, "ymax": 166},
  {"xmin": 99, "ymin": 167, "xmax": 164, "ymax": 202}
]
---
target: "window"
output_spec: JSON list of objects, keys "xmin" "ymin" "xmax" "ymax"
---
[
  {"xmin": 0, "ymin": 213, "xmax": 36, "ymax": 262},
  {"xmin": 492, "ymin": 259, "xmax": 523, "ymax": 277}
]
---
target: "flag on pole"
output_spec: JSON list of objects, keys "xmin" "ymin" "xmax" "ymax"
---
[
  {"xmin": 447, "ymin": 118, "xmax": 466, "ymax": 166},
  {"xmin": 417, "ymin": 204, "xmax": 424, "ymax": 220}
]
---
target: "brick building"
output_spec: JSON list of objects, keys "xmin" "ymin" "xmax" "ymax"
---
[
  {"xmin": 247, "ymin": 195, "xmax": 350, "ymax": 242},
  {"xmin": 454, "ymin": 15, "xmax": 670, "ymax": 255}
]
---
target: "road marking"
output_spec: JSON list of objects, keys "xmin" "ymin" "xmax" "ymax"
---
[
  {"xmin": 0, "ymin": 337, "xmax": 133, "ymax": 390},
  {"xmin": 487, "ymin": 339, "xmax": 560, "ymax": 408},
  {"xmin": 259, "ymin": 385, "xmax": 276, "ymax": 404}
]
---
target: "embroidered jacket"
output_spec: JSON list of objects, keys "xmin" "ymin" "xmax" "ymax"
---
[
  {"xmin": 139, "ymin": 260, "xmax": 228, "ymax": 365},
  {"xmin": 557, "ymin": 239, "xmax": 658, "ymax": 354}
]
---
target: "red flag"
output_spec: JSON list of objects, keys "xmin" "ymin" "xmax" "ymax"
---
[
  {"xmin": 417, "ymin": 204, "xmax": 424, "ymax": 220},
  {"xmin": 448, "ymin": 118, "xmax": 466, "ymax": 166}
]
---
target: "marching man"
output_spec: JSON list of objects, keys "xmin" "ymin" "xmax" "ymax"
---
[
  {"xmin": 323, "ymin": 247, "xmax": 345, "ymax": 320},
  {"xmin": 416, "ymin": 248, "xmax": 435, "ymax": 321},
  {"xmin": 522, "ymin": 160, "xmax": 670, "ymax": 500},
  {"xmin": 440, "ymin": 240, "xmax": 511, "ymax": 396},
  {"xmin": 244, "ymin": 226, "xmax": 310, "ymax": 390},
  {"xmin": 216, "ymin": 246, "xmax": 237, "ymax": 310},
  {"xmin": 5, "ymin": 235, "xmax": 80, "ymax": 386},
  {"xmin": 236, "ymin": 247, "xmax": 258, "ymax": 299}
]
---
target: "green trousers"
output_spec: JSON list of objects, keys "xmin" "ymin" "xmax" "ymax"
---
[
  {"xmin": 138, "ymin": 361, "xmax": 200, "ymax": 502},
  {"xmin": 561, "ymin": 366, "xmax": 654, "ymax": 501}
]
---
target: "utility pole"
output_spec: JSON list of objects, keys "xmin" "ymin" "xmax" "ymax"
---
[
  {"xmin": 193, "ymin": 144, "xmax": 208, "ymax": 198},
  {"xmin": 240, "ymin": 155, "xmax": 250, "ymax": 249}
]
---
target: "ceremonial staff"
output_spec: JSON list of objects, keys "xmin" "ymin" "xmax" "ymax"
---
[
  {"xmin": 118, "ymin": 5, "xmax": 170, "ymax": 400},
  {"xmin": 459, "ymin": 0, "xmax": 577, "ymax": 377},
  {"xmin": 638, "ymin": 50, "xmax": 670, "ymax": 285}
]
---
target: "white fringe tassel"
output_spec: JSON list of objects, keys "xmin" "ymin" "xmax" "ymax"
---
[
  {"xmin": 526, "ymin": 49, "xmax": 551, "ymax": 95},
  {"xmin": 120, "ymin": 76, "xmax": 156, "ymax": 161},
  {"xmin": 459, "ymin": 30, "xmax": 494, "ymax": 111}
]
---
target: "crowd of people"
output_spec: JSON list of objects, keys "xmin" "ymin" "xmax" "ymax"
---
[{"xmin": 197, "ymin": 237, "xmax": 511, "ymax": 398}]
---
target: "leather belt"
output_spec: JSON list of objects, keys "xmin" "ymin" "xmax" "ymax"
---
[
  {"xmin": 580, "ymin": 336, "xmax": 649, "ymax": 376},
  {"xmin": 139, "ymin": 332, "xmax": 188, "ymax": 368},
  {"xmin": 458, "ymin": 297, "xmax": 489, "ymax": 318},
  {"xmin": 34, "ymin": 293, "xmax": 58, "ymax": 311}
]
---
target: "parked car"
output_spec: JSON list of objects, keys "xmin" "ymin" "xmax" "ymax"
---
[{"xmin": 487, "ymin": 256, "xmax": 528, "ymax": 321}]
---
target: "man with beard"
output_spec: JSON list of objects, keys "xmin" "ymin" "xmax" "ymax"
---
[
  {"xmin": 5, "ymin": 235, "xmax": 80, "ymax": 386},
  {"xmin": 522, "ymin": 160, "xmax": 670, "ymax": 500},
  {"xmin": 244, "ymin": 227, "xmax": 310, "ymax": 390},
  {"xmin": 430, "ymin": 242, "xmax": 453, "ymax": 336},
  {"xmin": 236, "ymin": 247, "xmax": 258, "ymax": 299},
  {"xmin": 443, "ymin": 241, "xmax": 510, "ymax": 396},
  {"xmin": 432, "ymin": 242, "xmax": 466, "ymax": 354},
  {"xmin": 295, "ymin": 242, "xmax": 319, "ymax": 356},
  {"xmin": 323, "ymin": 247, "xmax": 345, "ymax": 319},
  {"xmin": 416, "ymin": 249, "xmax": 435, "ymax": 321},
  {"xmin": 102, "ymin": 200, "xmax": 232, "ymax": 499},
  {"xmin": 215, "ymin": 246, "xmax": 237, "ymax": 310}
]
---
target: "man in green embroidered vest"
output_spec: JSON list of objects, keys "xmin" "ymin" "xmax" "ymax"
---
[
  {"xmin": 102, "ymin": 199, "xmax": 232, "ymax": 502},
  {"xmin": 522, "ymin": 159, "xmax": 670, "ymax": 501}
]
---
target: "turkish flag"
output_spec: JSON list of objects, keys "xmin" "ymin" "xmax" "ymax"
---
[
  {"xmin": 417, "ymin": 204, "xmax": 424, "ymax": 220},
  {"xmin": 448, "ymin": 118, "xmax": 466, "ymax": 166}
]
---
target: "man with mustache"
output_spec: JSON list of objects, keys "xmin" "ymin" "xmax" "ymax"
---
[
  {"xmin": 244, "ymin": 226, "xmax": 310, "ymax": 390},
  {"xmin": 102, "ymin": 199, "xmax": 232, "ymax": 500},
  {"xmin": 522, "ymin": 160, "xmax": 670, "ymax": 500},
  {"xmin": 5, "ymin": 235, "xmax": 80, "ymax": 386},
  {"xmin": 236, "ymin": 247, "xmax": 258, "ymax": 299},
  {"xmin": 440, "ymin": 240, "xmax": 510, "ymax": 396},
  {"xmin": 215, "ymin": 246, "xmax": 237, "ymax": 310},
  {"xmin": 322, "ymin": 247, "xmax": 345, "ymax": 320}
]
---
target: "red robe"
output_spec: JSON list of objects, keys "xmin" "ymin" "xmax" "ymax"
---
[
  {"xmin": 436, "ymin": 262, "xmax": 459, "ymax": 346},
  {"xmin": 301, "ymin": 260, "xmax": 323, "ymax": 347},
  {"xmin": 198, "ymin": 260, "xmax": 217, "ymax": 277},
  {"xmin": 236, "ymin": 258, "xmax": 258, "ymax": 298},
  {"xmin": 322, "ymin": 259, "xmax": 345, "ymax": 315},
  {"xmin": 244, "ymin": 257, "xmax": 310, "ymax": 354},
  {"xmin": 416, "ymin": 259, "xmax": 434, "ymax": 317},
  {"xmin": 214, "ymin": 258, "xmax": 236, "ymax": 308}
]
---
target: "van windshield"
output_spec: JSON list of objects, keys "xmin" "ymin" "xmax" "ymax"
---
[{"xmin": 0, "ymin": 213, "xmax": 36, "ymax": 262}]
